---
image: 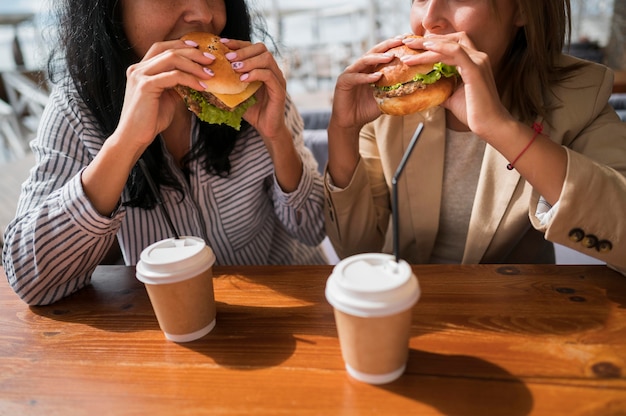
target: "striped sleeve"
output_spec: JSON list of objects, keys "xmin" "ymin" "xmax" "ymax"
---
[
  {"xmin": 270, "ymin": 97, "xmax": 326, "ymax": 246},
  {"xmin": 2, "ymin": 86, "xmax": 123, "ymax": 305}
]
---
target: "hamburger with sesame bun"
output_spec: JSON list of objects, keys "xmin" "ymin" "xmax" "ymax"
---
[
  {"xmin": 175, "ymin": 32, "xmax": 262, "ymax": 130},
  {"xmin": 372, "ymin": 36, "xmax": 459, "ymax": 116}
]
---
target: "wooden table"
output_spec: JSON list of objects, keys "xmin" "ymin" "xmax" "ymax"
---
[{"xmin": 1, "ymin": 264, "xmax": 625, "ymax": 415}]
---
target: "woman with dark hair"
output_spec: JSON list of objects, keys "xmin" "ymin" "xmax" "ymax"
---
[
  {"xmin": 3, "ymin": 0, "xmax": 328, "ymax": 305},
  {"xmin": 324, "ymin": 0, "xmax": 626, "ymax": 271}
]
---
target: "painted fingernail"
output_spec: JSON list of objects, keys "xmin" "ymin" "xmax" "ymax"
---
[
  {"xmin": 203, "ymin": 52, "xmax": 215, "ymax": 59},
  {"xmin": 400, "ymin": 55, "xmax": 412, "ymax": 62},
  {"xmin": 203, "ymin": 67, "xmax": 214, "ymax": 76},
  {"xmin": 225, "ymin": 52, "xmax": 237, "ymax": 61},
  {"xmin": 199, "ymin": 81, "xmax": 208, "ymax": 89},
  {"xmin": 240, "ymin": 73, "xmax": 249, "ymax": 81},
  {"xmin": 231, "ymin": 61, "xmax": 244, "ymax": 70},
  {"xmin": 220, "ymin": 38, "xmax": 230, "ymax": 43},
  {"xmin": 184, "ymin": 40, "xmax": 199, "ymax": 47},
  {"xmin": 422, "ymin": 40, "xmax": 435, "ymax": 47}
]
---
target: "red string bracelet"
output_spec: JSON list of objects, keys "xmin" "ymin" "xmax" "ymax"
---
[{"xmin": 507, "ymin": 122, "xmax": 543, "ymax": 170}]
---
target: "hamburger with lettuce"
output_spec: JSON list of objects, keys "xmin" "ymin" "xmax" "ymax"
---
[
  {"xmin": 175, "ymin": 32, "xmax": 262, "ymax": 130},
  {"xmin": 372, "ymin": 36, "xmax": 460, "ymax": 116}
]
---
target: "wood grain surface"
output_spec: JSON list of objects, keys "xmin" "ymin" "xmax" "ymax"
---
[{"xmin": 1, "ymin": 264, "xmax": 625, "ymax": 415}]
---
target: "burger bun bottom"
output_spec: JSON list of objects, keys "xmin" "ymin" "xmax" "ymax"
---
[{"xmin": 375, "ymin": 76, "xmax": 456, "ymax": 116}]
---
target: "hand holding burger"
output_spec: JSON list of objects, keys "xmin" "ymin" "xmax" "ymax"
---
[
  {"xmin": 175, "ymin": 32, "xmax": 262, "ymax": 130},
  {"xmin": 372, "ymin": 36, "xmax": 460, "ymax": 116}
]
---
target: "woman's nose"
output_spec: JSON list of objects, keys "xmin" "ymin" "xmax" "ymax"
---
[
  {"xmin": 182, "ymin": 0, "xmax": 215, "ymax": 26},
  {"xmin": 419, "ymin": 0, "xmax": 449, "ymax": 33}
]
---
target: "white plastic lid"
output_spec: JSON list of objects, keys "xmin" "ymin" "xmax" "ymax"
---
[
  {"xmin": 325, "ymin": 253, "xmax": 420, "ymax": 317},
  {"xmin": 136, "ymin": 236, "xmax": 216, "ymax": 285}
]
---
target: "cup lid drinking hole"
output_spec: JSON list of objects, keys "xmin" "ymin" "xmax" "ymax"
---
[
  {"xmin": 325, "ymin": 253, "xmax": 420, "ymax": 317},
  {"xmin": 136, "ymin": 236, "xmax": 216, "ymax": 285}
]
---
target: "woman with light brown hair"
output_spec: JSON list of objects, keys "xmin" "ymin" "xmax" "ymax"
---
[{"xmin": 324, "ymin": 0, "xmax": 626, "ymax": 272}]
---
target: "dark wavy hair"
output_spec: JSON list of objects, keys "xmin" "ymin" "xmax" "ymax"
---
[{"xmin": 47, "ymin": 0, "xmax": 267, "ymax": 208}]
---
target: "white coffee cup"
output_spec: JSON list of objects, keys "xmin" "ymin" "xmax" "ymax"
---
[
  {"xmin": 325, "ymin": 253, "xmax": 420, "ymax": 384},
  {"xmin": 136, "ymin": 236, "xmax": 217, "ymax": 342}
]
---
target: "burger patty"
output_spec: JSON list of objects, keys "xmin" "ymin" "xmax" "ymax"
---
[
  {"xmin": 373, "ymin": 80, "xmax": 427, "ymax": 99},
  {"xmin": 176, "ymin": 85, "xmax": 233, "ymax": 112},
  {"xmin": 201, "ymin": 91, "xmax": 232, "ymax": 111}
]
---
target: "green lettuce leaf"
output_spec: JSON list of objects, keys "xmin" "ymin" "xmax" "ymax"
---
[
  {"xmin": 376, "ymin": 62, "xmax": 459, "ymax": 92},
  {"xmin": 188, "ymin": 90, "xmax": 257, "ymax": 130}
]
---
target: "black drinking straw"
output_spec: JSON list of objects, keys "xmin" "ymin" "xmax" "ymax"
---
[
  {"xmin": 391, "ymin": 122, "xmax": 424, "ymax": 264},
  {"xmin": 138, "ymin": 158, "xmax": 181, "ymax": 239}
]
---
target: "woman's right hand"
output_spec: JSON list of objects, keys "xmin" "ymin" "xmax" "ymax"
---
[
  {"xmin": 81, "ymin": 40, "xmax": 215, "ymax": 216},
  {"xmin": 327, "ymin": 37, "xmax": 402, "ymax": 188},
  {"xmin": 116, "ymin": 39, "xmax": 216, "ymax": 157},
  {"xmin": 329, "ymin": 37, "xmax": 404, "ymax": 132}
]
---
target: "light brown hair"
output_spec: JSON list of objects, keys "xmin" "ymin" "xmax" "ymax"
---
[{"xmin": 497, "ymin": 0, "xmax": 581, "ymax": 123}]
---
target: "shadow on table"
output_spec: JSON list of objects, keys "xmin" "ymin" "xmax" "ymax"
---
[
  {"xmin": 28, "ymin": 277, "xmax": 316, "ymax": 369},
  {"xmin": 28, "ymin": 304, "xmax": 306, "ymax": 370},
  {"xmin": 582, "ymin": 266, "xmax": 626, "ymax": 310},
  {"xmin": 178, "ymin": 301, "xmax": 327, "ymax": 369},
  {"xmin": 381, "ymin": 349, "xmax": 533, "ymax": 416},
  {"xmin": 28, "ymin": 268, "xmax": 156, "ymax": 333}
]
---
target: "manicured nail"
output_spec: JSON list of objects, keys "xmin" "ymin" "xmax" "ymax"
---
[
  {"xmin": 203, "ymin": 52, "xmax": 215, "ymax": 59},
  {"xmin": 231, "ymin": 61, "xmax": 244, "ymax": 70},
  {"xmin": 203, "ymin": 67, "xmax": 214, "ymax": 76},
  {"xmin": 240, "ymin": 73, "xmax": 249, "ymax": 81},
  {"xmin": 225, "ymin": 52, "xmax": 237, "ymax": 61},
  {"xmin": 220, "ymin": 38, "xmax": 230, "ymax": 43},
  {"xmin": 422, "ymin": 40, "xmax": 435, "ymax": 47},
  {"xmin": 184, "ymin": 40, "xmax": 199, "ymax": 47},
  {"xmin": 199, "ymin": 81, "xmax": 208, "ymax": 89}
]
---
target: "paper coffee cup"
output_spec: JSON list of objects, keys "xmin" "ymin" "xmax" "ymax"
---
[
  {"xmin": 325, "ymin": 253, "xmax": 420, "ymax": 384},
  {"xmin": 136, "ymin": 236, "xmax": 217, "ymax": 342}
]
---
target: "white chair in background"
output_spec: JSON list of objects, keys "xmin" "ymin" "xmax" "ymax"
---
[
  {"xmin": 1, "ymin": 71, "xmax": 49, "ymax": 140},
  {"xmin": 0, "ymin": 98, "xmax": 26, "ymax": 160}
]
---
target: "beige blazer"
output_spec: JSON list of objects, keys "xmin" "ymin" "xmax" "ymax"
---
[{"xmin": 324, "ymin": 55, "xmax": 626, "ymax": 272}]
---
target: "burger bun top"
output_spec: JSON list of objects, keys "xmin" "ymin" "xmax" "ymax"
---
[
  {"xmin": 374, "ymin": 36, "xmax": 435, "ymax": 88},
  {"xmin": 180, "ymin": 32, "xmax": 249, "ymax": 95}
]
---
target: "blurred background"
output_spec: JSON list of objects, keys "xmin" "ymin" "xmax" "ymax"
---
[
  {"xmin": 252, "ymin": 0, "xmax": 625, "ymax": 109},
  {"xmin": 0, "ymin": 0, "xmax": 623, "ymax": 110},
  {"xmin": 0, "ymin": 0, "xmax": 624, "ymax": 264}
]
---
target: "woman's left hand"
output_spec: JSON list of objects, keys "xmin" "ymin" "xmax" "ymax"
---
[
  {"xmin": 401, "ymin": 34, "xmax": 515, "ymax": 142},
  {"xmin": 221, "ymin": 38, "xmax": 302, "ymax": 192},
  {"xmin": 221, "ymin": 39, "xmax": 289, "ymax": 141},
  {"xmin": 403, "ymin": 34, "xmax": 568, "ymax": 205}
]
